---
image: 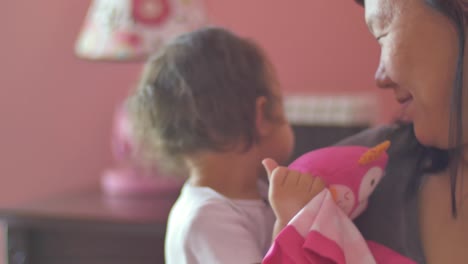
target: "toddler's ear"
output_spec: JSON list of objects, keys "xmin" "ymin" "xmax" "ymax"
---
[{"xmin": 255, "ymin": 96, "xmax": 274, "ymax": 137}]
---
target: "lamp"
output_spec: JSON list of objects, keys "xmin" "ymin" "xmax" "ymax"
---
[{"xmin": 75, "ymin": 0, "xmax": 206, "ymax": 61}]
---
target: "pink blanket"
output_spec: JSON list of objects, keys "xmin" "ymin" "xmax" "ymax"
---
[{"xmin": 262, "ymin": 189, "xmax": 416, "ymax": 264}]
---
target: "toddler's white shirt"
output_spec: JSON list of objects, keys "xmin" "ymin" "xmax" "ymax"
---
[{"xmin": 165, "ymin": 180, "xmax": 275, "ymax": 264}]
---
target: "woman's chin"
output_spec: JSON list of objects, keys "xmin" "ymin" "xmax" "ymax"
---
[{"xmin": 413, "ymin": 124, "xmax": 449, "ymax": 149}]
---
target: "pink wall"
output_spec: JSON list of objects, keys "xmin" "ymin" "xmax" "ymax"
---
[
  {"xmin": 204, "ymin": 1, "xmax": 399, "ymax": 122},
  {"xmin": 0, "ymin": 0, "xmax": 141, "ymax": 207},
  {"xmin": 206, "ymin": 1, "xmax": 376, "ymax": 93},
  {"xmin": 0, "ymin": 0, "xmax": 396, "ymax": 208}
]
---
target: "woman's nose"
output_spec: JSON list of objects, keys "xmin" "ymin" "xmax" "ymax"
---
[{"xmin": 375, "ymin": 63, "xmax": 396, "ymax": 89}]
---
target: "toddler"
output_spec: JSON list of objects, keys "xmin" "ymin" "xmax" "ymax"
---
[{"xmin": 127, "ymin": 27, "xmax": 294, "ymax": 264}]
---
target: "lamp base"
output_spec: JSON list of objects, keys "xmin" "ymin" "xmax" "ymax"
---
[{"xmin": 101, "ymin": 167, "xmax": 184, "ymax": 197}]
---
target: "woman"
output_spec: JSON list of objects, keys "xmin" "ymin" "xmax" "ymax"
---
[
  {"xmin": 350, "ymin": 1, "xmax": 468, "ymax": 263},
  {"xmin": 266, "ymin": 0, "xmax": 468, "ymax": 263}
]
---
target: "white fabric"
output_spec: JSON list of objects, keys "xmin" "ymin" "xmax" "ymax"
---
[
  {"xmin": 284, "ymin": 94, "xmax": 378, "ymax": 126},
  {"xmin": 165, "ymin": 180, "xmax": 275, "ymax": 264}
]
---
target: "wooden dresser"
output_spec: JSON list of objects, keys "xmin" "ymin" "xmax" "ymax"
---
[{"xmin": 0, "ymin": 189, "xmax": 179, "ymax": 264}]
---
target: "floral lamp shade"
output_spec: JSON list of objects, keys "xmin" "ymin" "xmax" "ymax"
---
[{"xmin": 75, "ymin": 0, "xmax": 206, "ymax": 61}]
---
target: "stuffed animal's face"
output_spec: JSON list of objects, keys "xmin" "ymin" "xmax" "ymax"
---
[
  {"xmin": 288, "ymin": 141, "xmax": 390, "ymax": 219},
  {"xmin": 329, "ymin": 166, "xmax": 384, "ymax": 218}
]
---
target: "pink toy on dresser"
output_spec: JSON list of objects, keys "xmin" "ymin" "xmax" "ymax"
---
[
  {"xmin": 101, "ymin": 103, "xmax": 183, "ymax": 197},
  {"xmin": 263, "ymin": 141, "xmax": 416, "ymax": 264}
]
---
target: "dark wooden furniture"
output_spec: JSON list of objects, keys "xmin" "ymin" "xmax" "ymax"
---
[{"xmin": 0, "ymin": 189, "xmax": 179, "ymax": 264}]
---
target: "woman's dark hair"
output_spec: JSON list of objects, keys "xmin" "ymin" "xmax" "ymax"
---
[
  {"xmin": 127, "ymin": 27, "xmax": 280, "ymax": 170},
  {"xmin": 356, "ymin": 0, "xmax": 467, "ymax": 216}
]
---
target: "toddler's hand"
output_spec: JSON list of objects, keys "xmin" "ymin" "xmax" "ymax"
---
[{"xmin": 262, "ymin": 158, "xmax": 326, "ymax": 238}]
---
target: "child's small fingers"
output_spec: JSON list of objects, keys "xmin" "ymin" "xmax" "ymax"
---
[
  {"xmin": 310, "ymin": 176, "xmax": 326, "ymax": 194},
  {"xmin": 284, "ymin": 170, "xmax": 300, "ymax": 188},
  {"xmin": 297, "ymin": 173, "xmax": 314, "ymax": 190},
  {"xmin": 262, "ymin": 158, "xmax": 279, "ymax": 180},
  {"xmin": 270, "ymin": 166, "xmax": 289, "ymax": 186}
]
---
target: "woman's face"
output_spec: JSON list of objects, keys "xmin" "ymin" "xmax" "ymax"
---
[{"xmin": 365, "ymin": 0, "xmax": 459, "ymax": 148}]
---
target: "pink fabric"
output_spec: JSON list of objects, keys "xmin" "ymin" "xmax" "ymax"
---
[{"xmin": 263, "ymin": 189, "xmax": 416, "ymax": 264}]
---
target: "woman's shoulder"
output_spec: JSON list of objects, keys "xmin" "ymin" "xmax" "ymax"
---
[
  {"xmin": 335, "ymin": 125, "xmax": 396, "ymax": 146},
  {"xmin": 335, "ymin": 124, "xmax": 416, "ymax": 155}
]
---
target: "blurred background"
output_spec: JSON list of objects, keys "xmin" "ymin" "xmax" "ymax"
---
[{"xmin": 0, "ymin": 1, "xmax": 400, "ymax": 262}]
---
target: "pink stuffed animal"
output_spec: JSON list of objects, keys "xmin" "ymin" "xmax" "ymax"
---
[
  {"xmin": 288, "ymin": 141, "xmax": 391, "ymax": 219},
  {"xmin": 264, "ymin": 141, "xmax": 417, "ymax": 264}
]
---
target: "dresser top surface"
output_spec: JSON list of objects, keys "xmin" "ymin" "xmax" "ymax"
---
[{"xmin": 0, "ymin": 188, "xmax": 180, "ymax": 231}]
